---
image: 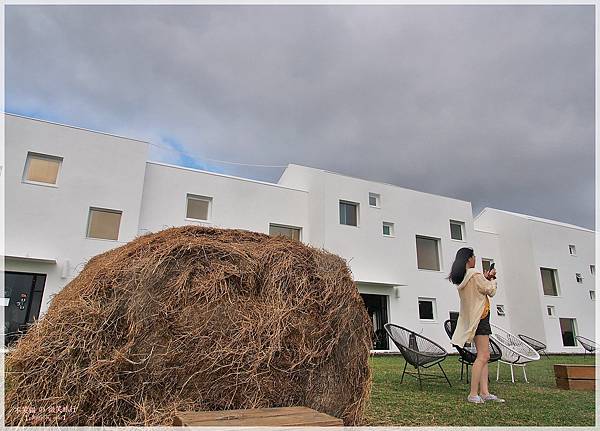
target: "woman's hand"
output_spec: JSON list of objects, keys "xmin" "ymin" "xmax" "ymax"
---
[{"xmin": 484, "ymin": 269, "xmax": 497, "ymax": 280}]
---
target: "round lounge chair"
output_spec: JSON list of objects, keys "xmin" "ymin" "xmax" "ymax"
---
[
  {"xmin": 443, "ymin": 319, "xmax": 502, "ymax": 383},
  {"xmin": 491, "ymin": 323, "xmax": 540, "ymax": 383},
  {"xmin": 575, "ymin": 335, "xmax": 596, "ymax": 357},
  {"xmin": 518, "ymin": 334, "xmax": 550, "ymax": 359},
  {"xmin": 384, "ymin": 323, "xmax": 451, "ymax": 389}
]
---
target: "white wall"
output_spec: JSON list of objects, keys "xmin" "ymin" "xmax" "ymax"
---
[
  {"xmin": 138, "ymin": 162, "xmax": 309, "ymax": 238},
  {"xmin": 5, "ymin": 114, "xmax": 148, "ymax": 313}
]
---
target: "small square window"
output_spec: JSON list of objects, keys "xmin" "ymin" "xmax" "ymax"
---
[
  {"xmin": 87, "ymin": 207, "xmax": 122, "ymax": 240},
  {"xmin": 569, "ymin": 245, "xmax": 576, "ymax": 256},
  {"xmin": 23, "ymin": 152, "xmax": 63, "ymax": 185},
  {"xmin": 496, "ymin": 305, "xmax": 505, "ymax": 316},
  {"xmin": 186, "ymin": 194, "xmax": 212, "ymax": 221},
  {"xmin": 547, "ymin": 305, "xmax": 556, "ymax": 317},
  {"xmin": 450, "ymin": 220, "xmax": 465, "ymax": 241},
  {"xmin": 590, "ymin": 291, "xmax": 596, "ymax": 301},
  {"xmin": 339, "ymin": 200, "xmax": 359, "ymax": 226},
  {"xmin": 591, "ymin": 265, "xmax": 595, "ymax": 276},
  {"xmin": 418, "ymin": 298, "xmax": 436, "ymax": 320},
  {"xmin": 383, "ymin": 222, "xmax": 394, "ymax": 236},
  {"xmin": 416, "ymin": 236, "xmax": 441, "ymax": 271},
  {"xmin": 269, "ymin": 224, "xmax": 301, "ymax": 241},
  {"xmin": 576, "ymin": 273, "xmax": 583, "ymax": 283},
  {"xmin": 369, "ymin": 193, "xmax": 380, "ymax": 207}
]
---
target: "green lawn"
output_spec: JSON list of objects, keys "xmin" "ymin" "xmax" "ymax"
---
[{"xmin": 365, "ymin": 354, "xmax": 596, "ymax": 426}]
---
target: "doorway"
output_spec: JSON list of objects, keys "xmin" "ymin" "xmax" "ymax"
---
[
  {"xmin": 360, "ymin": 293, "xmax": 389, "ymax": 350},
  {"xmin": 4, "ymin": 271, "xmax": 46, "ymax": 346}
]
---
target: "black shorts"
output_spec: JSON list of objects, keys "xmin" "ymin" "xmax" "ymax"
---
[{"xmin": 475, "ymin": 312, "xmax": 492, "ymax": 336}]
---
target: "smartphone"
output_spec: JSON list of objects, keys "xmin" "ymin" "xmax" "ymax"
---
[{"xmin": 489, "ymin": 262, "xmax": 495, "ymax": 271}]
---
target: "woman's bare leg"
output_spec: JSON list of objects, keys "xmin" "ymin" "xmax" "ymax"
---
[{"xmin": 470, "ymin": 335, "xmax": 491, "ymax": 397}]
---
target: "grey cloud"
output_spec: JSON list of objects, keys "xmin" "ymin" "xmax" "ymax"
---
[{"xmin": 6, "ymin": 5, "xmax": 595, "ymax": 228}]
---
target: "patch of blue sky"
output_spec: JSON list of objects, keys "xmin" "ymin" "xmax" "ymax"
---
[
  {"xmin": 158, "ymin": 135, "xmax": 226, "ymax": 175},
  {"xmin": 6, "ymin": 105, "xmax": 67, "ymax": 125}
]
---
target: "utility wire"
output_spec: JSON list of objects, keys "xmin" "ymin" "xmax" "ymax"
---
[{"xmin": 147, "ymin": 141, "xmax": 288, "ymax": 168}]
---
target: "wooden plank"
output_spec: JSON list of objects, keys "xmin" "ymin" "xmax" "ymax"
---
[
  {"xmin": 554, "ymin": 364, "xmax": 595, "ymax": 380},
  {"xmin": 556, "ymin": 377, "xmax": 595, "ymax": 391},
  {"xmin": 173, "ymin": 406, "xmax": 343, "ymax": 427}
]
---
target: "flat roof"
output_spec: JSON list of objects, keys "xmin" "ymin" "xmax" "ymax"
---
[
  {"xmin": 475, "ymin": 207, "xmax": 595, "ymax": 233},
  {"xmin": 147, "ymin": 161, "xmax": 308, "ymax": 193}
]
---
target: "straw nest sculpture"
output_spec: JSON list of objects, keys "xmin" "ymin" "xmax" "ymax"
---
[{"xmin": 5, "ymin": 226, "xmax": 372, "ymax": 426}]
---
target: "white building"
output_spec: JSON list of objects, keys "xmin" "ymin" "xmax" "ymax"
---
[{"xmin": 4, "ymin": 113, "xmax": 596, "ymax": 353}]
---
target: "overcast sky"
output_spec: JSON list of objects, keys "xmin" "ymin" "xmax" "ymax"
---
[{"xmin": 6, "ymin": 5, "xmax": 595, "ymax": 229}]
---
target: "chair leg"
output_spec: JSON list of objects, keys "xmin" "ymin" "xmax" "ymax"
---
[
  {"xmin": 496, "ymin": 360, "xmax": 500, "ymax": 381},
  {"xmin": 438, "ymin": 362, "xmax": 452, "ymax": 387},
  {"xmin": 510, "ymin": 364, "xmax": 515, "ymax": 383},
  {"xmin": 460, "ymin": 362, "xmax": 464, "ymax": 381},
  {"xmin": 523, "ymin": 365, "xmax": 528, "ymax": 383},
  {"xmin": 466, "ymin": 364, "xmax": 470, "ymax": 384},
  {"xmin": 416, "ymin": 365, "xmax": 422, "ymax": 390},
  {"xmin": 400, "ymin": 360, "xmax": 408, "ymax": 384}
]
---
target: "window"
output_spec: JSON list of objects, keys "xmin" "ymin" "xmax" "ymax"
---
[
  {"xmin": 87, "ymin": 208, "xmax": 122, "ymax": 240},
  {"xmin": 546, "ymin": 305, "xmax": 556, "ymax": 317},
  {"xmin": 591, "ymin": 265, "xmax": 595, "ymax": 276},
  {"xmin": 540, "ymin": 267, "xmax": 559, "ymax": 296},
  {"xmin": 339, "ymin": 200, "xmax": 358, "ymax": 226},
  {"xmin": 186, "ymin": 194, "xmax": 211, "ymax": 221},
  {"xmin": 482, "ymin": 258, "xmax": 494, "ymax": 273},
  {"xmin": 23, "ymin": 152, "xmax": 63, "ymax": 185},
  {"xmin": 418, "ymin": 298, "xmax": 436, "ymax": 320},
  {"xmin": 576, "ymin": 273, "xmax": 583, "ymax": 283},
  {"xmin": 496, "ymin": 305, "xmax": 506, "ymax": 316},
  {"xmin": 569, "ymin": 245, "xmax": 576, "ymax": 256},
  {"xmin": 416, "ymin": 236, "xmax": 441, "ymax": 270},
  {"xmin": 590, "ymin": 291, "xmax": 596, "ymax": 301},
  {"xmin": 559, "ymin": 318, "xmax": 577, "ymax": 347},
  {"xmin": 382, "ymin": 222, "xmax": 394, "ymax": 237},
  {"xmin": 450, "ymin": 220, "xmax": 465, "ymax": 241},
  {"xmin": 369, "ymin": 193, "xmax": 380, "ymax": 207},
  {"xmin": 269, "ymin": 224, "xmax": 301, "ymax": 241}
]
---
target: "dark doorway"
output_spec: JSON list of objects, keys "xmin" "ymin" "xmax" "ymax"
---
[
  {"xmin": 4, "ymin": 272, "xmax": 46, "ymax": 346},
  {"xmin": 360, "ymin": 293, "xmax": 389, "ymax": 350}
]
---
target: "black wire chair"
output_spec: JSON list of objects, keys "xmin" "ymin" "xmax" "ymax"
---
[
  {"xmin": 384, "ymin": 323, "xmax": 451, "ymax": 389},
  {"xmin": 518, "ymin": 334, "xmax": 550, "ymax": 359},
  {"xmin": 443, "ymin": 319, "xmax": 502, "ymax": 383},
  {"xmin": 575, "ymin": 336, "xmax": 596, "ymax": 357}
]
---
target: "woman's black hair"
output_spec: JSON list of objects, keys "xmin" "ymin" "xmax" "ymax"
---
[{"xmin": 447, "ymin": 247, "xmax": 475, "ymax": 285}]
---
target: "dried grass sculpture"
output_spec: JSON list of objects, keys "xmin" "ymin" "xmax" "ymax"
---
[{"xmin": 5, "ymin": 226, "xmax": 372, "ymax": 426}]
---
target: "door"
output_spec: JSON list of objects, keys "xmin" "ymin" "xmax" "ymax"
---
[
  {"xmin": 4, "ymin": 272, "xmax": 46, "ymax": 346},
  {"xmin": 360, "ymin": 294, "xmax": 389, "ymax": 350}
]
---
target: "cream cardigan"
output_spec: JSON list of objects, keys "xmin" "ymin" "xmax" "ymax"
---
[{"xmin": 450, "ymin": 267, "xmax": 497, "ymax": 347}]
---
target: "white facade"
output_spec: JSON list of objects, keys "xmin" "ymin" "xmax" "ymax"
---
[{"xmin": 4, "ymin": 114, "xmax": 595, "ymax": 353}]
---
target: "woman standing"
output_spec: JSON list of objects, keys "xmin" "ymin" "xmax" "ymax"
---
[{"xmin": 448, "ymin": 247, "xmax": 505, "ymax": 404}]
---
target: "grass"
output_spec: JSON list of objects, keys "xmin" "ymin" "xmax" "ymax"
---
[{"xmin": 364, "ymin": 354, "xmax": 596, "ymax": 426}]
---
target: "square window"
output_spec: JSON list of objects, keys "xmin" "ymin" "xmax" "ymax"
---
[
  {"xmin": 547, "ymin": 305, "xmax": 556, "ymax": 317},
  {"xmin": 496, "ymin": 305, "xmax": 505, "ymax": 316},
  {"xmin": 269, "ymin": 224, "xmax": 301, "ymax": 241},
  {"xmin": 87, "ymin": 208, "xmax": 122, "ymax": 240},
  {"xmin": 416, "ymin": 236, "xmax": 441, "ymax": 271},
  {"xmin": 369, "ymin": 193, "xmax": 380, "ymax": 207},
  {"xmin": 569, "ymin": 245, "xmax": 576, "ymax": 256},
  {"xmin": 382, "ymin": 222, "xmax": 394, "ymax": 236},
  {"xmin": 482, "ymin": 258, "xmax": 494, "ymax": 273},
  {"xmin": 590, "ymin": 291, "xmax": 596, "ymax": 301},
  {"xmin": 540, "ymin": 267, "xmax": 559, "ymax": 296},
  {"xmin": 23, "ymin": 152, "xmax": 63, "ymax": 185},
  {"xmin": 186, "ymin": 194, "xmax": 211, "ymax": 221},
  {"xmin": 450, "ymin": 220, "xmax": 465, "ymax": 241},
  {"xmin": 576, "ymin": 273, "xmax": 583, "ymax": 283},
  {"xmin": 339, "ymin": 200, "xmax": 359, "ymax": 226},
  {"xmin": 418, "ymin": 298, "xmax": 436, "ymax": 320},
  {"xmin": 559, "ymin": 318, "xmax": 577, "ymax": 347}
]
